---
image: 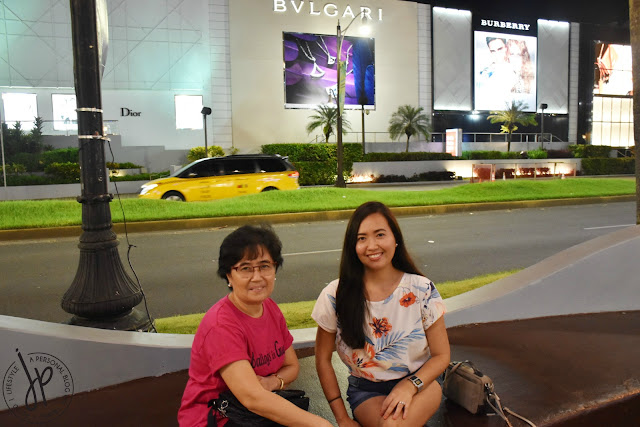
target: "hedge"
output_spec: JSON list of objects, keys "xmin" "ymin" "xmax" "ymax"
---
[
  {"xmin": 373, "ymin": 171, "xmax": 455, "ymax": 183},
  {"xmin": 40, "ymin": 148, "xmax": 79, "ymax": 166},
  {"xmin": 362, "ymin": 152, "xmax": 455, "ymax": 162},
  {"xmin": 461, "ymin": 150, "xmax": 522, "ymax": 159},
  {"xmin": 569, "ymin": 145, "xmax": 612, "ymax": 158},
  {"xmin": 187, "ymin": 146, "xmax": 225, "ymax": 162},
  {"xmin": 262, "ymin": 143, "xmax": 363, "ymax": 185},
  {"xmin": 581, "ymin": 158, "xmax": 635, "ymax": 175},
  {"xmin": 44, "ymin": 162, "xmax": 81, "ymax": 182}
]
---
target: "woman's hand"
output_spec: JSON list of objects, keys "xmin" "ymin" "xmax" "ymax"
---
[
  {"xmin": 255, "ymin": 374, "xmax": 278, "ymax": 391},
  {"xmin": 337, "ymin": 417, "xmax": 360, "ymax": 427},
  {"xmin": 380, "ymin": 379, "xmax": 418, "ymax": 420}
]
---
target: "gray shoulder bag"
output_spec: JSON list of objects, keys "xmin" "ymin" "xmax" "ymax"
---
[{"xmin": 442, "ymin": 361, "xmax": 537, "ymax": 427}]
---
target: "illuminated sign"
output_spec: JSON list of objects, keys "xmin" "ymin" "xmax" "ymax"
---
[
  {"xmin": 480, "ymin": 19, "xmax": 530, "ymax": 31},
  {"xmin": 273, "ymin": 1, "xmax": 383, "ymax": 20}
]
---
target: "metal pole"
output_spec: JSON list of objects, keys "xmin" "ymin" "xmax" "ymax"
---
[
  {"xmin": 203, "ymin": 113, "xmax": 208, "ymax": 157},
  {"xmin": 0, "ymin": 106, "xmax": 6, "ymax": 188},
  {"xmin": 62, "ymin": 0, "xmax": 152, "ymax": 331},
  {"xmin": 361, "ymin": 104, "xmax": 366, "ymax": 155},
  {"xmin": 335, "ymin": 22, "xmax": 345, "ymax": 188}
]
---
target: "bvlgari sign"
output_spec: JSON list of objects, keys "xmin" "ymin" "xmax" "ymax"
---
[{"xmin": 273, "ymin": 1, "xmax": 383, "ymax": 20}]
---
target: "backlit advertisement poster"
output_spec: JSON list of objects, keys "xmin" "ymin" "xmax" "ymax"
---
[
  {"xmin": 594, "ymin": 43, "xmax": 633, "ymax": 96},
  {"xmin": 474, "ymin": 31, "xmax": 537, "ymax": 112},
  {"xmin": 283, "ymin": 32, "xmax": 375, "ymax": 109}
]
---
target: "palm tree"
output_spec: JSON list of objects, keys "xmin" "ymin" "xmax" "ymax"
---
[
  {"xmin": 306, "ymin": 105, "xmax": 350, "ymax": 143},
  {"xmin": 388, "ymin": 105, "xmax": 430, "ymax": 152},
  {"xmin": 487, "ymin": 100, "xmax": 538, "ymax": 152}
]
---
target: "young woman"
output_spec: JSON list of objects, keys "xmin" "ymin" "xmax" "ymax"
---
[
  {"xmin": 179, "ymin": 224, "xmax": 332, "ymax": 427},
  {"xmin": 312, "ymin": 202, "xmax": 450, "ymax": 426}
]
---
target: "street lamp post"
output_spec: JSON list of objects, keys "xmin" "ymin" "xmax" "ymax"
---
[
  {"xmin": 201, "ymin": 107, "xmax": 212, "ymax": 157},
  {"xmin": 62, "ymin": 0, "xmax": 153, "ymax": 331},
  {"xmin": 539, "ymin": 103, "xmax": 548, "ymax": 149},
  {"xmin": 335, "ymin": 21, "xmax": 346, "ymax": 188},
  {"xmin": 335, "ymin": 14, "xmax": 369, "ymax": 188}
]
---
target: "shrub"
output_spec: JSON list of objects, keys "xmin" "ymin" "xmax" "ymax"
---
[
  {"xmin": 5, "ymin": 174, "xmax": 67, "ymax": 186},
  {"xmin": 41, "ymin": 148, "xmax": 79, "ymax": 167},
  {"xmin": 262, "ymin": 143, "xmax": 362, "ymax": 185},
  {"xmin": 373, "ymin": 171, "xmax": 455, "ymax": 183},
  {"xmin": 8, "ymin": 152, "xmax": 40, "ymax": 171},
  {"xmin": 44, "ymin": 162, "xmax": 80, "ymax": 182},
  {"xmin": 461, "ymin": 150, "xmax": 521, "ymax": 160},
  {"xmin": 261, "ymin": 143, "xmax": 364, "ymax": 163},
  {"xmin": 110, "ymin": 171, "xmax": 170, "ymax": 182},
  {"xmin": 1, "ymin": 163, "xmax": 27, "ymax": 174},
  {"xmin": 106, "ymin": 161, "xmax": 143, "ymax": 169},
  {"xmin": 292, "ymin": 161, "xmax": 338, "ymax": 186},
  {"xmin": 526, "ymin": 149, "xmax": 548, "ymax": 159},
  {"xmin": 546, "ymin": 149, "xmax": 571, "ymax": 159},
  {"xmin": 581, "ymin": 158, "xmax": 635, "ymax": 175},
  {"xmin": 187, "ymin": 146, "xmax": 225, "ymax": 162},
  {"xmin": 363, "ymin": 152, "xmax": 455, "ymax": 162},
  {"xmin": 569, "ymin": 144, "xmax": 612, "ymax": 158}
]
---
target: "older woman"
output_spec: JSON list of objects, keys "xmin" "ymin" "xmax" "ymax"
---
[{"xmin": 179, "ymin": 224, "xmax": 331, "ymax": 427}]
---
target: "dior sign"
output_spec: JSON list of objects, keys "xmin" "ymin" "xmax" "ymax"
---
[{"xmin": 273, "ymin": 1, "xmax": 383, "ymax": 21}]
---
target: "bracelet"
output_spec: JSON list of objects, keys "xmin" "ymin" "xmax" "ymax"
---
[
  {"xmin": 273, "ymin": 373, "xmax": 284, "ymax": 390},
  {"xmin": 327, "ymin": 395, "xmax": 341, "ymax": 404}
]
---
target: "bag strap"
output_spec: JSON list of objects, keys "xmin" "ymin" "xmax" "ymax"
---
[
  {"xmin": 447, "ymin": 360, "xmax": 484, "ymax": 378},
  {"xmin": 484, "ymin": 385, "xmax": 537, "ymax": 427}
]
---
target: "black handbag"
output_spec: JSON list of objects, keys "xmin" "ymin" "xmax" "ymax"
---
[{"xmin": 207, "ymin": 389, "xmax": 310, "ymax": 427}]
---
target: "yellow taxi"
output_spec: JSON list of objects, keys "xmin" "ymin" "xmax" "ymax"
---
[{"xmin": 138, "ymin": 154, "xmax": 299, "ymax": 201}]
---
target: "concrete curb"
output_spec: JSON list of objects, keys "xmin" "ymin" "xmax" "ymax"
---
[{"xmin": 0, "ymin": 195, "xmax": 634, "ymax": 242}]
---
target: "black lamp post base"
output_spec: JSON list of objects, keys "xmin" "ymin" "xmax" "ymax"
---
[{"xmin": 66, "ymin": 308, "xmax": 155, "ymax": 332}]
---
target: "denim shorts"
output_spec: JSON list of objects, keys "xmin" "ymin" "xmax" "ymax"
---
[{"xmin": 346, "ymin": 375, "xmax": 405, "ymax": 414}]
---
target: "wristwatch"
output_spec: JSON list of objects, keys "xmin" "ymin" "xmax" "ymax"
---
[{"xmin": 408, "ymin": 375, "xmax": 424, "ymax": 391}]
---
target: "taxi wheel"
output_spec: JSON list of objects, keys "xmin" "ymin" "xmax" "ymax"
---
[
  {"xmin": 162, "ymin": 191, "xmax": 185, "ymax": 201},
  {"xmin": 262, "ymin": 186, "xmax": 278, "ymax": 192}
]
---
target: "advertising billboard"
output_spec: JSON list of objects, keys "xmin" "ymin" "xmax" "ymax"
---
[
  {"xmin": 594, "ymin": 43, "xmax": 633, "ymax": 96},
  {"xmin": 283, "ymin": 32, "xmax": 375, "ymax": 109},
  {"xmin": 474, "ymin": 31, "xmax": 537, "ymax": 112}
]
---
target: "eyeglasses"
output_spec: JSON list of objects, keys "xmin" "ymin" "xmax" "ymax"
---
[{"xmin": 231, "ymin": 262, "xmax": 277, "ymax": 279}]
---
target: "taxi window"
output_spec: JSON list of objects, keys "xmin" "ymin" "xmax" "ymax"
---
[
  {"xmin": 186, "ymin": 159, "xmax": 221, "ymax": 178},
  {"xmin": 256, "ymin": 158, "xmax": 287, "ymax": 172},
  {"xmin": 222, "ymin": 159, "xmax": 256, "ymax": 175}
]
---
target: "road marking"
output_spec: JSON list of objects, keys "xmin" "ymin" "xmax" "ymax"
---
[
  {"xmin": 583, "ymin": 224, "xmax": 634, "ymax": 230},
  {"xmin": 285, "ymin": 249, "xmax": 342, "ymax": 256}
]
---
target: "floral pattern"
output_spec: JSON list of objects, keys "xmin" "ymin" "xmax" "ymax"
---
[
  {"xmin": 399, "ymin": 292, "xmax": 416, "ymax": 307},
  {"xmin": 369, "ymin": 317, "xmax": 392, "ymax": 338},
  {"xmin": 312, "ymin": 273, "xmax": 447, "ymax": 382}
]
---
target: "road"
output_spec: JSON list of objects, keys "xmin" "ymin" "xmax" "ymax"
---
[{"xmin": 0, "ymin": 201, "xmax": 635, "ymax": 323}]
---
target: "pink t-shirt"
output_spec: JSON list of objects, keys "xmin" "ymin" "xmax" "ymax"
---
[{"xmin": 178, "ymin": 296, "xmax": 294, "ymax": 427}]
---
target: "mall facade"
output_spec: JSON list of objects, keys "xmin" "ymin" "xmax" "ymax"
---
[{"xmin": 0, "ymin": 0, "xmax": 631, "ymax": 171}]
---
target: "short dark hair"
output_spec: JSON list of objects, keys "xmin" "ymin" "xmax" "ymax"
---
[
  {"xmin": 217, "ymin": 224, "xmax": 283, "ymax": 283},
  {"xmin": 486, "ymin": 37, "xmax": 506, "ymax": 47},
  {"xmin": 336, "ymin": 201, "xmax": 422, "ymax": 348}
]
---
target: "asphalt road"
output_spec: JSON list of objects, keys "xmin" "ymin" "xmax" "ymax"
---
[{"xmin": 0, "ymin": 201, "xmax": 635, "ymax": 323}]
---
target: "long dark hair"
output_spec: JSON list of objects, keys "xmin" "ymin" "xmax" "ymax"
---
[{"xmin": 336, "ymin": 201, "xmax": 422, "ymax": 349}]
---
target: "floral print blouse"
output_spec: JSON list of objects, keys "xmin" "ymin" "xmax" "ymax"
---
[{"xmin": 312, "ymin": 273, "xmax": 446, "ymax": 382}]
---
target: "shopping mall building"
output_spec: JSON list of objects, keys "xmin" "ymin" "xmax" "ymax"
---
[{"xmin": 0, "ymin": 0, "xmax": 631, "ymax": 171}]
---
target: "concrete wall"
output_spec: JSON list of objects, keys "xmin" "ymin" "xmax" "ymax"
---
[{"xmin": 352, "ymin": 158, "xmax": 581, "ymax": 180}]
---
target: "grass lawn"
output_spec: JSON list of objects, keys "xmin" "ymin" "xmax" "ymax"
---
[
  {"xmin": 155, "ymin": 270, "xmax": 520, "ymax": 334},
  {"xmin": 0, "ymin": 178, "xmax": 634, "ymax": 230}
]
